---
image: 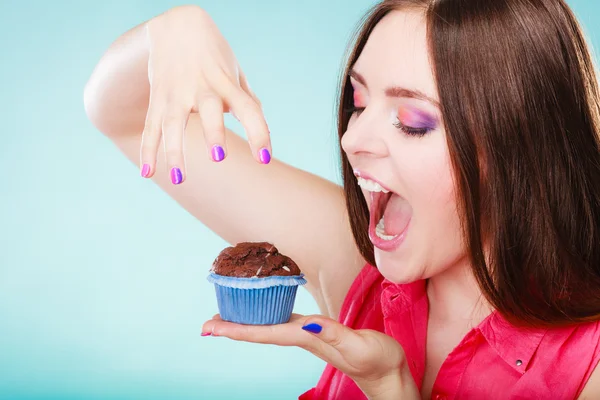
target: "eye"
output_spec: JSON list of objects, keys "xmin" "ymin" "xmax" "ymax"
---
[
  {"xmin": 392, "ymin": 118, "xmax": 433, "ymax": 137},
  {"xmin": 345, "ymin": 84, "xmax": 366, "ymax": 118}
]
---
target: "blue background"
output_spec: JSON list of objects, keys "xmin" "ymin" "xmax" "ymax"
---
[{"xmin": 1, "ymin": 1, "xmax": 598, "ymax": 399}]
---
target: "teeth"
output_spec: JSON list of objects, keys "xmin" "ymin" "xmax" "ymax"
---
[
  {"xmin": 357, "ymin": 177, "xmax": 396, "ymax": 241},
  {"xmin": 357, "ymin": 177, "xmax": 390, "ymax": 193},
  {"xmin": 375, "ymin": 216, "xmax": 396, "ymax": 241},
  {"xmin": 376, "ymin": 230, "xmax": 396, "ymax": 241}
]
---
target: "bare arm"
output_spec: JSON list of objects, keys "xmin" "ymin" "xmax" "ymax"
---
[
  {"xmin": 84, "ymin": 19, "xmax": 150, "ymax": 137},
  {"xmin": 83, "ymin": 5, "xmax": 364, "ymax": 319},
  {"xmin": 578, "ymin": 360, "xmax": 600, "ymax": 400}
]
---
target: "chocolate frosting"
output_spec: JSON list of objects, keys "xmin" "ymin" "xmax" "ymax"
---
[{"xmin": 211, "ymin": 242, "xmax": 301, "ymax": 278}]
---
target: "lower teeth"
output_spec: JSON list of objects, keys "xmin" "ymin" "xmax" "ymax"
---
[{"xmin": 375, "ymin": 217, "xmax": 396, "ymax": 241}]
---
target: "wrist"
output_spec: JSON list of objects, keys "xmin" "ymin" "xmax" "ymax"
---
[
  {"xmin": 167, "ymin": 4, "xmax": 207, "ymax": 19},
  {"xmin": 149, "ymin": 4, "xmax": 208, "ymax": 37},
  {"xmin": 359, "ymin": 367, "xmax": 420, "ymax": 400}
]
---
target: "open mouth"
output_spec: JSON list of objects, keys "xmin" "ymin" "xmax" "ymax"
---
[{"xmin": 357, "ymin": 176, "xmax": 412, "ymax": 251}]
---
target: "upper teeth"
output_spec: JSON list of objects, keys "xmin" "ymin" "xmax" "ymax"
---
[{"xmin": 357, "ymin": 177, "xmax": 390, "ymax": 193}]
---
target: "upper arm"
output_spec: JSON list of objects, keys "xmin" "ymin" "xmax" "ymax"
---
[
  {"xmin": 84, "ymin": 20, "xmax": 151, "ymax": 137},
  {"xmin": 104, "ymin": 116, "xmax": 364, "ymax": 319},
  {"xmin": 83, "ymin": 8, "xmax": 364, "ymax": 319}
]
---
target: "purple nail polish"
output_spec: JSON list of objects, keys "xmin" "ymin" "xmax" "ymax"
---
[
  {"xmin": 259, "ymin": 148, "xmax": 271, "ymax": 164},
  {"xmin": 201, "ymin": 332, "xmax": 212, "ymax": 337},
  {"xmin": 302, "ymin": 323, "xmax": 322, "ymax": 334},
  {"xmin": 170, "ymin": 167, "xmax": 183, "ymax": 185},
  {"xmin": 211, "ymin": 145, "xmax": 225, "ymax": 162},
  {"xmin": 141, "ymin": 164, "xmax": 151, "ymax": 178}
]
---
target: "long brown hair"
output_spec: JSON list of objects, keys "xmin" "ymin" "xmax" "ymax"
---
[{"xmin": 338, "ymin": 0, "xmax": 600, "ymax": 327}]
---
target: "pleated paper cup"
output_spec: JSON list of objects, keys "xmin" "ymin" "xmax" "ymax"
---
[{"xmin": 207, "ymin": 273, "xmax": 307, "ymax": 325}]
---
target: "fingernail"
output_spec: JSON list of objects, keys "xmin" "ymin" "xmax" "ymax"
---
[
  {"xmin": 141, "ymin": 163, "xmax": 151, "ymax": 178},
  {"xmin": 170, "ymin": 167, "xmax": 183, "ymax": 185},
  {"xmin": 259, "ymin": 148, "xmax": 271, "ymax": 164},
  {"xmin": 211, "ymin": 145, "xmax": 225, "ymax": 162},
  {"xmin": 302, "ymin": 323, "xmax": 322, "ymax": 334},
  {"xmin": 201, "ymin": 332, "xmax": 212, "ymax": 337}
]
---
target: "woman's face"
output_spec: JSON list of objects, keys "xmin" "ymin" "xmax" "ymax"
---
[{"xmin": 342, "ymin": 9, "xmax": 466, "ymax": 283}]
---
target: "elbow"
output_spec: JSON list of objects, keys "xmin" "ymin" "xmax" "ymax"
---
[
  {"xmin": 83, "ymin": 75, "xmax": 109, "ymax": 136},
  {"xmin": 83, "ymin": 71, "xmax": 126, "ymax": 138},
  {"xmin": 83, "ymin": 80, "xmax": 97, "ymax": 127}
]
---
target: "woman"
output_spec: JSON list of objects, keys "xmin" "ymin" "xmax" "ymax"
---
[{"xmin": 84, "ymin": 0, "xmax": 600, "ymax": 398}]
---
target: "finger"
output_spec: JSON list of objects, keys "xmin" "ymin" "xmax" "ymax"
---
[
  {"xmin": 201, "ymin": 314, "xmax": 309, "ymax": 343},
  {"xmin": 198, "ymin": 93, "xmax": 226, "ymax": 163},
  {"xmin": 300, "ymin": 317, "xmax": 393, "ymax": 377},
  {"xmin": 200, "ymin": 315, "xmax": 339, "ymax": 362},
  {"xmin": 199, "ymin": 314, "xmax": 221, "ymax": 336},
  {"xmin": 300, "ymin": 316, "xmax": 365, "ymax": 355},
  {"xmin": 140, "ymin": 89, "xmax": 165, "ymax": 179},
  {"xmin": 161, "ymin": 107, "xmax": 188, "ymax": 185},
  {"xmin": 238, "ymin": 69, "xmax": 261, "ymax": 109},
  {"xmin": 211, "ymin": 71, "xmax": 272, "ymax": 164},
  {"xmin": 199, "ymin": 315, "xmax": 358, "ymax": 372}
]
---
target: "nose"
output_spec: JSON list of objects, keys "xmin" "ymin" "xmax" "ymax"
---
[{"xmin": 341, "ymin": 111, "xmax": 389, "ymax": 159}]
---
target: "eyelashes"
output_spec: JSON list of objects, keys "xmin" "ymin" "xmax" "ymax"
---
[
  {"xmin": 344, "ymin": 106, "xmax": 434, "ymax": 138},
  {"xmin": 392, "ymin": 116, "xmax": 432, "ymax": 137},
  {"xmin": 344, "ymin": 105, "xmax": 365, "ymax": 116}
]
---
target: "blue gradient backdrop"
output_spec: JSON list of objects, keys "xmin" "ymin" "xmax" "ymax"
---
[{"xmin": 0, "ymin": 1, "xmax": 598, "ymax": 399}]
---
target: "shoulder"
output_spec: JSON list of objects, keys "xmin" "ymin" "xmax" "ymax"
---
[
  {"xmin": 574, "ymin": 319, "xmax": 600, "ymax": 399},
  {"xmin": 336, "ymin": 264, "xmax": 386, "ymax": 325},
  {"xmin": 344, "ymin": 263, "xmax": 384, "ymax": 301},
  {"xmin": 493, "ymin": 311, "xmax": 600, "ymax": 398},
  {"xmin": 578, "ymin": 356, "xmax": 600, "ymax": 399}
]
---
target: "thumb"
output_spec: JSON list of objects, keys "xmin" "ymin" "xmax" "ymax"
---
[{"xmin": 301, "ymin": 316, "xmax": 362, "ymax": 354}]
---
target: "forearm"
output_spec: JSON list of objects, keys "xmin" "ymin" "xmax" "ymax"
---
[{"xmin": 81, "ymin": 3, "xmax": 359, "ymax": 320}]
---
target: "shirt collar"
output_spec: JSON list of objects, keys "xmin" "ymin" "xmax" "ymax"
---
[
  {"xmin": 380, "ymin": 278, "xmax": 547, "ymax": 374},
  {"xmin": 380, "ymin": 278, "xmax": 427, "ymax": 313},
  {"xmin": 478, "ymin": 312, "xmax": 548, "ymax": 374}
]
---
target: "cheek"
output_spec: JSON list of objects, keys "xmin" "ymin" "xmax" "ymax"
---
[
  {"xmin": 405, "ymin": 138, "xmax": 454, "ymax": 206},
  {"xmin": 415, "ymin": 151, "xmax": 466, "ymax": 263},
  {"xmin": 405, "ymin": 140, "xmax": 461, "ymax": 242}
]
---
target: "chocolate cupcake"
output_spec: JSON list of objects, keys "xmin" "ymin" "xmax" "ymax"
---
[{"xmin": 207, "ymin": 242, "xmax": 306, "ymax": 325}]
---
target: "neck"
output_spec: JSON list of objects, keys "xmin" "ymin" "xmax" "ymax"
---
[{"xmin": 426, "ymin": 258, "xmax": 493, "ymax": 327}]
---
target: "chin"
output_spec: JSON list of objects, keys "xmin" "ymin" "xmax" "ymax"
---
[{"xmin": 373, "ymin": 248, "xmax": 423, "ymax": 284}]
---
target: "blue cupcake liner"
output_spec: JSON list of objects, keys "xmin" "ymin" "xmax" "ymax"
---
[
  {"xmin": 207, "ymin": 273, "xmax": 306, "ymax": 325},
  {"xmin": 207, "ymin": 273, "xmax": 306, "ymax": 288}
]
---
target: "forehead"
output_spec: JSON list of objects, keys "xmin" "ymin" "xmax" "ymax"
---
[{"xmin": 352, "ymin": 9, "xmax": 438, "ymax": 101}]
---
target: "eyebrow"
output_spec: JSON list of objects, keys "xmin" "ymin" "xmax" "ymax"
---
[{"xmin": 349, "ymin": 69, "xmax": 440, "ymax": 107}]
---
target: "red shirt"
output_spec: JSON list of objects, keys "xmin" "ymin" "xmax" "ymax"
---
[{"xmin": 300, "ymin": 264, "xmax": 600, "ymax": 399}]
